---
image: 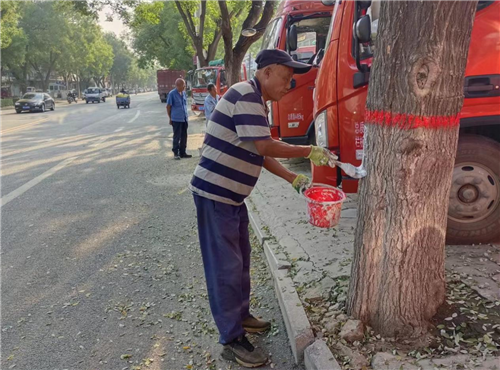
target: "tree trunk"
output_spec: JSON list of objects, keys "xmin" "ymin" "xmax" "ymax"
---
[
  {"xmin": 227, "ymin": 52, "xmax": 246, "ymax": 87},
  {"xmin": 347, "ymin": 1, "xmax": 477, "ymax": 339},
  {"xmin": 218, "ymin": 0, "xmax": 275, "ymax": 86}
]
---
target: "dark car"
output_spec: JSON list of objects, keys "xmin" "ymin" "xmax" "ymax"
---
[{"xmin": 15, "ymin": 93, "xmax": 55, "ymax": 113}]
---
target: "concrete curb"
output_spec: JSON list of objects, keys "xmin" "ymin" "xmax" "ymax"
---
[
  {"xmin": 247, "ymin": 203, "xmax": 313, "ymax": 364},
  {"xmin": 263, "ymin": 240, "xmax": 291, "ymax": 274},
  {"xmin": 304, "ymin": 340, "xmax": 341, "ymax": 370},
  {"xmin": 274, "ymin": 269, "xmax": 315, "ymax": 364},
  {"xmin": 247, "ymin": 197, "xmax": 343, "ymax": 368}
]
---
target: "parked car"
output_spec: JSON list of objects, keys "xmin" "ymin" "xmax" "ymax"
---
[
  {"xmin": 85, "ymin": 87, "xmax": 106, "ymax": 103},
  {"xmin": 15, "ymin": 93, "xmax": 55, "ymax": 113}
]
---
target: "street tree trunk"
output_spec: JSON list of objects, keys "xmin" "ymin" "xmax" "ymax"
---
[
  {"xmin": 219, "ymin": 1, "xmax": 275, "ymax": 86},
  {"xmin": 347, "ymin": 1, "xmax": 477, "ymax": 339},
  {"xmin": 174, "ymin": 1, "xmax": 222, "ymax": 68}
]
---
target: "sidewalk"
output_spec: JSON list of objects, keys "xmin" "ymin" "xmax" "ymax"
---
[{"xmin": 247, "ymin": 158, "xmax": 500, "ymax": 369}]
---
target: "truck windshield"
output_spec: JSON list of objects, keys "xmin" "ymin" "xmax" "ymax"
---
[
  {"xmin": 290, "ymin": 16, "xmax": 332, "ymax": 63},
  {"xmin": 261, "ymin": 17, "xmax": 283, "ymax": 50},
  {"xmin": 193, "ymin": 69, "xmax": 217, "ymax": 88}
]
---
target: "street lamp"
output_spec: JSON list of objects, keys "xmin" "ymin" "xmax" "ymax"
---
[{"xmin": 241, "ymin": 27, "xmax": 267, "ymax": 37}]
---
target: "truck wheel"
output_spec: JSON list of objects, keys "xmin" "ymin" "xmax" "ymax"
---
[{"xmin": 446, "ymin": 135, "xmax": 500, "ymax": 244}]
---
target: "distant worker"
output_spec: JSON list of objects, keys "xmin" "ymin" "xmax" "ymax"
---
[
  {"xmin": 204, "ymin": 83, "xmax": 219, "ymax": 125},
  {"xmin": 167, "ymin": 78, "xmax": 192, "ymax": 160}
]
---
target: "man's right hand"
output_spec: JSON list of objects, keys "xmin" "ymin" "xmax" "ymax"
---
[
  {"xmin": 168, "ymin": 120, "xmax": 172, "ymax": 126},
  {"xmin": 307, "ymin": 146, "xmax": 336, "ymax": 167}
]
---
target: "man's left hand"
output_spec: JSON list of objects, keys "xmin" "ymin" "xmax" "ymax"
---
[{"xmin": 292, "ymin": 174, "xmax": 311, "ymax": 193}]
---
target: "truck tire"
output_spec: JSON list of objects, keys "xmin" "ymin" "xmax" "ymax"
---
[{"xmin": 446, "ymin": 134, "xmax": 500, "ymax": 244}]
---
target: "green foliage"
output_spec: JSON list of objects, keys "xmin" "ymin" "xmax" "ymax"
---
[
  {"xmin": 0, "ymin": 1, "xmax": 25, "ymax": 50},
  {"xmin": 104, "ymin": 33, "xmax": 134, "ymax": 87},
  {"xmin": 1, "ymin": 99, "xmax": 14, "ymax": 108},
  {"xmin": 130, "ymin": 2, "xmax": 192, "ymax": 70}
]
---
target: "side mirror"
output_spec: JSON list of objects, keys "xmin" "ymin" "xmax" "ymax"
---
[
  {"xmin": 321, "ymin": 0, "xmax": 335, "ymax": 5},
  {"xmin": 288, "ymin": 24, "xmax": 298, "ymax": 52},
  {"xmin": 355, "ymin": 15, "xmax": 371, "ymax": 44}
]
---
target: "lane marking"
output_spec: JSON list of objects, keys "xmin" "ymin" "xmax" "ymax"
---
[
  {"xmin": 1, "ymin": 157, "xmax": 76, "ymax": 208},
  {"xmin": 114, "ymin": 127, "xmax": 124, "ymax": 132},
  {"xmin": 128, "ymin": 110, "xmax": 141, "ymax": 124},
  {"xmin": 1, "ymin": 117, "xmax": 49, "ymax": 135}
]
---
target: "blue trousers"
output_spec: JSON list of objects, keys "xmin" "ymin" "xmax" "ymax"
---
[
  {"xmin": 193, "ymin": 194, "xmax": 251, "ymax": 344},
  {"xmin": 172, "ymin": 120, "xmax": 188, "ymax": 156}
]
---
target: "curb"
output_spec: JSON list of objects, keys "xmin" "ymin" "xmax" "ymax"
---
[
  {"xmin": 274, "ymin": 269, "xmax": 315, "ymax": 364},
  {"xmin": 246, "ymin": 200, "xmax": 268, "ymax": 245},
  {"xmin": 247, "ymin": 203, "xmax": 313, "ymax": 364},
  {"xmin": 304, "ymin": 340, "xmax": 341, "ymax": 370},
  {"xmin": 247, "ymin": 198, "xmax": 343, "ymax": 369},
  {"xmin": 263, "ymin": 240, "xmax": 291, "ymax": 274}
]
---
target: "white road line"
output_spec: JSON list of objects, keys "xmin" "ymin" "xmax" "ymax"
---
[
  {"xmin": 128, "ymin": 110, "xmax": 141, "ymax": 123},
  {"xmin": 114, "ymin": 127, "xmax": 124, "ymax": 132},
  {"xmin": 1, "ymin": 157, "xmax": 76, "ymax": 208}
]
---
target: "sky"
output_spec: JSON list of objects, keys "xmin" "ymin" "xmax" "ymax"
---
[{"xmin": 98, "ymin": 6, "xmax": 127, "ymax": 37}]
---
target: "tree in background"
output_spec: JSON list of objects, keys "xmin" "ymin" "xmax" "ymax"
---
[
  {"xmin": 129, "ymin": 2, "xmax": 192, "ymax": 70},
  {"xmin": 218, "ymin": 0, "xmax": 275, "ymax": 85},
  {"xmin": 347, "ymin": 1, "xmax": 478, "ymax": 339},
  {"xmin": 18, "ymin": 1, "xmax": 72, "ymax": 91},
  {"xmin": 104, "ymin": 33, "xmax": 134, "ymax": 91},
  {"xmin": 174, "ymin": 1, "xmax": 224, "ymax": 67},
  {"xmin": 1, "ymin": 1, "xmax": 27, "ymax": 86}
]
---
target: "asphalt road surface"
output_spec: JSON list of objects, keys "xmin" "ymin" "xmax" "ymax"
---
[{"xmin": 1, "ymin": 93, "xmax": 300, "ymax": 370}]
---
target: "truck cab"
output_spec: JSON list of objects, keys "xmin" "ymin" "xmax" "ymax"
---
[
  {"xmin": 85, "ymin": 87, "xmax": 106, "ymax": 103},
  {"xmin": 312, "ymin": 0, "xmax": 500, "ymax": 243},
  {"xmin": 257, "ymin": 0, "xmax": 333, "ymax": 144},
  {"xmin": 190, "ymin": 60, "xmax": 247, "ymax": 114}
]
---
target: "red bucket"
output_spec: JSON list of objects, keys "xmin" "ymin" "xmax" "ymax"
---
[{"xmin": 303, "ymin": 184, "xmax": 346, "ymax": 228}]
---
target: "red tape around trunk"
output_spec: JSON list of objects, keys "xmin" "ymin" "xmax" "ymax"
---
[{"xmin": 365, "ymin": 110, "xmax": 460, "ymax": 129}]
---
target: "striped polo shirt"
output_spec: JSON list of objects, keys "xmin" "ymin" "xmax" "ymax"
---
[{"xmin": 189, "ymin": 78, "xmax": 271, "ymax": 205}]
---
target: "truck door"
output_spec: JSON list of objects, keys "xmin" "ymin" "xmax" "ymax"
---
[
  {"xmin": 336, "ymin": 1, "xmax": 379, "ymax": 186},
  {"xmin": 278, "ymin": 16, "xmax": 332, "ymax": 144}
]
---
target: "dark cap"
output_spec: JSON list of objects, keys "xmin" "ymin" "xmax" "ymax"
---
[{"xmin": 255, "ymin": 49, "xmax": 312, "ymax": 74}]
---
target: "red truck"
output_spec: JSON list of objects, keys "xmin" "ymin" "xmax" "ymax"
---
[
  {"xmin": 191, "ymin": 60, "xmax": 247, "ymax": 114},
  {"xmin": 312, "ymin": 0, "xmax": 500, "ymax": 244},
  {"xmin": 258, "ymin": 0, "xmax": 333, "ymax": 144},
  {"xmin": 157, "ymin": 69, "xmax": 186, "ymax": 103}
]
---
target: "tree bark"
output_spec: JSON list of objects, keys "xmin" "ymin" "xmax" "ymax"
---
[
  {"xmin": 174, "ymin": 1, "xmax": 210, "ymax": 67},
  {"xmin": 218, "ymin": 0, "xmax": 275, "ymax": 86},
  {"xmin": 347, "ymin": 1, "xmax": 477, "ymax": 339}
]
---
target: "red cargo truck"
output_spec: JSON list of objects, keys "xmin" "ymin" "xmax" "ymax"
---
[
  {"xmin": 312, "ymin": 0, "xmax": 500, "ymax": 243},
  {"xmin": 257, "ymin": 0, "xmax": 332, "ymax": 144},
  {"xmin": 191, "ymin": 60, "xmax": 247, "ymax": 114},
  {"xmin": 157, "ymin": 69, "xmax": 186, "ymax": 103}
]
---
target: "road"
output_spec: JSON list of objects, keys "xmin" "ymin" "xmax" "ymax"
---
[{"xmin": 1, "ymin": 93, "xmax": 300, "ymax": 370}]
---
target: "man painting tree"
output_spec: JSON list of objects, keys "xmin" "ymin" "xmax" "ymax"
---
[{"xmin": 348, "ymin": 1, "xmax": 478, "ymax": 339}]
